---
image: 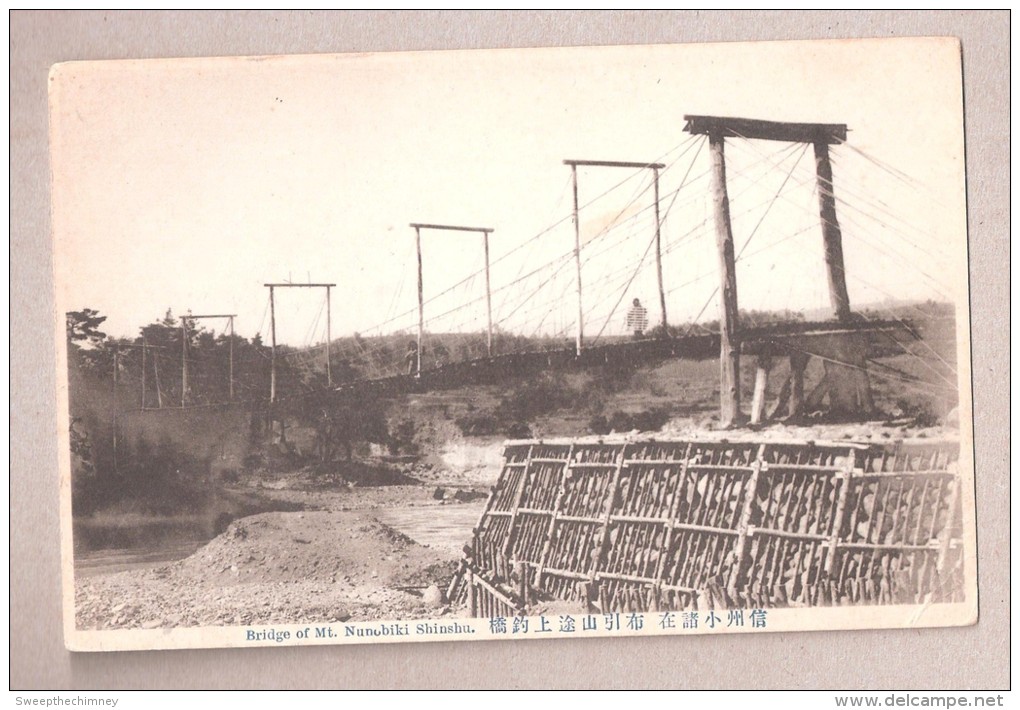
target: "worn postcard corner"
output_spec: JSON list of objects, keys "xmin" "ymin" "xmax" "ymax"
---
[{"xmin": 51, "ymin": 37, "xmax": 976, "ymax": 652}]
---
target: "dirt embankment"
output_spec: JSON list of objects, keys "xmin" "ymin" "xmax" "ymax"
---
[
  {"xmin": 75, "ymin": 509, "xmax": 461, "ymax": 630},
  {"xmin": 73, "ymin": 443, "xmax": 500, "ymax": 631}
]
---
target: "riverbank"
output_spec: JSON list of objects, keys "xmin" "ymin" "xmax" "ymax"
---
[
  {"xmin": 75, "ymin": 508, "xmax": 469, "ymax": 629},
  {"xmin": 72, "ymin": 439, "xmax": 500, "ymax": 630},
  {"xmin": 73, "ymin": 477, "xmax": 490, "ymax": 630}
]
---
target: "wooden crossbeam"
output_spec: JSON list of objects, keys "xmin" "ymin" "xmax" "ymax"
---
[
  {"xmin": 408, "ymin": 222, "xmax": 493, "ymax": 233},
  {"xmin": 683, "ymin": 114, "xmax": 847, "ymax": 144},
  {"xmin": 563, "ymin": 159, "xmax": 666, "ymax": 170},
  {"xmin": 263, "ymin": 283, "xmax": 336, "ymax": 287}
]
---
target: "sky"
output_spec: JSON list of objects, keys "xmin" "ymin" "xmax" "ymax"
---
[{"xmin": 50, "ymin": 39, "xmax": 968, "ymax": 346}]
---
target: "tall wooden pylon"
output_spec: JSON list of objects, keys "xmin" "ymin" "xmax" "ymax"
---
[
  {"xmin": 564, "ymin": 158, "xmax": 667, "ymax": 355},
  {"xmin": 178, "ymin": 313, "xmax": 237, "ymax": 404},
  {"xmin": 814, "ymin": 141, "xmax": 852, "ymax": 322},
  {"xmin": 684, "ymin": 115, "xmax": 853, "ymax": 426},
  {"xmin": 264, "ymin": 283, "xmax": 335, "ymax": 401},
  {"xmin": 707, "ymin": 133, "xmax": 741, "ymax": 428},
  {"xmin": 410, "ymin": 223, "xmax": 497, "ymax": 373}
]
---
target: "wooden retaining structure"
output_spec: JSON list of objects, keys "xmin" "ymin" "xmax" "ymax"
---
[{"xmin": 448, "ymin": 437, "xmax": 964, "ymax": 615}]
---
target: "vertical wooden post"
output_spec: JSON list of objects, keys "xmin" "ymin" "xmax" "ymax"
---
[
  {"xmin": 228, "ymin": 316, "xmax": 235, "ymax": 401},
  {"xmin": 325, "ymin": 286, "xmax": 332, "ymax": 386},
  {"xmin": 415, "ymin": 225, "xmax": 424, "ymax": 376},
  {"xmin": 709, "ymin": 133, "xmax": 740, "ymax": 427},
  {"xmin": 180, "ymin": 318, "xmax": 188, "ymax": 408},
  {"xmin": 140, "ymin": 338, "xmax": 146, "ymax": 409},
  {"xmin": 727, "ymin": 444, "xmax": 766, "ymax": 595},
  {"xmin": 484, "ymin": 230, "xmax": 493, "ymax": 357},
  {"xmin": 788, "ymin": 350, "xmax": 809, "ymax": 418},
  {"xmin": 588, "ymin": 444, "xmax": 627, "ymax": 607},
  {"xmin": 535, "ymin": 446, "xmax": 573, "ymax": 589},
  {"xmin": 653, "ymin": 166, "xmax": 668, "ymax": 335},
  {"xmin": 269, "ymin": 287, "xmax": 277, "ymax": 403},
  {"xmin": 570, "ymin": 163, "xmax": 584, "ymax": 356},
  {"xmin": 825, "ymin": 449, "xmax": 854, "ymax": 575},
  {"xmin": 501, "ymin": 445, "xmax": 534, "ymax": 558},
  {"xmin": 112, "ymin": 347, "xmax": 119, "ymax": 471},
  {"xmin": 936, "ymin": 476, "xmax": 961, "ymax": 573},
  {"xmin": 466, "ymin": 568, "xmax": 477, "ymax": 617},
  {"xmin": 516, "ymin": 561, "xmax": 529, "ymax": 607},
  {"xmin": 152, "ymin": 343, "xmax": 163, "ymax": 408},
  {"xmin": 749, "ymin": 355, "xmax": 772, "ymax": 426},
  {"xmin": 653, "ymin": 443, "xmax": 693, "ymax": 589},
  {"xmin": 814, "ymin": 141, "xmax": 851, "ymax": 322}
]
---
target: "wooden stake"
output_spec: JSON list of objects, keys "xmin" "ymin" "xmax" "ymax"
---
[
  {"xmin": 653, "ymin": 444, "xmax": 692, "ymax": 588},
  {"xmin": 467, "ymin": 568, "xmax": 477, "ymax": 617},
  {"xmin": 502, "ymin": 445, "xmax": 534, "ymax": 558},
  {"xmin": 709, "ymin": 133, "xmax": 740, "ymax": 427},
  {"xmin": 517, "ymin": 561, "xmax": 529, "ymax": 607},
  {"xmin": 588, "ymin": 445, "xmax": 627, "ymax": 602}
]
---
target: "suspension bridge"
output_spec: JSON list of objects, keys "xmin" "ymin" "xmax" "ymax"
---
[{"xmin": 110, "ymin": 115, "xmax": 958, "ymax": 429}]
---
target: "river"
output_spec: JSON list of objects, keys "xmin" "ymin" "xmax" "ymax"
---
[
  {"xmin": 373, "ymin": 503, "xmax": 485, "ymax": 556},
  {"xmin": 74, "ymin": 502, "xmax": 486, "ymax": 577}
]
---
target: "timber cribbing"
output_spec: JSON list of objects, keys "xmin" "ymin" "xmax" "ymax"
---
[{"xmin": 449, "ymin": 437, "xmax": 964, "ymax": 616}]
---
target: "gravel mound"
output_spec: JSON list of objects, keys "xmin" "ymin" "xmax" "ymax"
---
[
  {"xmin": 178, "ymin": 511, "xmax": 437, "ymax": 588},
  {"xmin": 75, "ymin": 510, "xmax": 459, "ymax": 630}
]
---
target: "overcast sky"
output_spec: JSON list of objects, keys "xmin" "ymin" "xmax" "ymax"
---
[{"xmin": 50, "ymin": 38, "xmax": 967, "ymax": 345}]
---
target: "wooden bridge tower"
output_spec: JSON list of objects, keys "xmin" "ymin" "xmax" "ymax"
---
[{"xmin": 684, "ymin": 115, "xmax": 873, "ymax": 427}]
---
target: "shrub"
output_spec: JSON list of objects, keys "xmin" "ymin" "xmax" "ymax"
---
[
  {"xmin": 454, "ymin": 412, "xmax": 501, "ymax": 437},
  {"xmin": 895, "ymin": 397, "xmax": 941, "ymax": 428},
  {"xmin": 389, "ymin": 418, "xmax": 420, "ymax": 455},
  {"xmin": 505, "ymin": 421, "xmax": 533, "ymax": 439},
  {"xmin": 494, "ymin": 374, "xmax": 575, "ymax": 423},
  {"xmin": 588, "ymin": 408, "xmax": 671, "ymax": 435}
]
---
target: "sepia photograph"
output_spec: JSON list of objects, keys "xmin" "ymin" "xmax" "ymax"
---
[{"xmin": 50, "ymin": 36, "xmax": 976, "ymax": 652}]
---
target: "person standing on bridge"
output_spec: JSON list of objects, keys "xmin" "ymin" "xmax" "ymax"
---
[
  {"xmin": 405, "ymin": 341, "xmax": 419, "ymax": 376},
  {"xmin": 626, "ymin": 298, "xmax": 649, "ymax": 339}
]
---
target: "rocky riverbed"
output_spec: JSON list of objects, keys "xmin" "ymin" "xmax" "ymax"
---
[
  {"xmin": 75, "ymin": 508, "xmax": 466, "ymax": 630},
  {"xmin": 73, "ymin": 451, "xmax": 498, "ymax": 632}
]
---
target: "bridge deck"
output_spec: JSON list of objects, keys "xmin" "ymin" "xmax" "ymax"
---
[{"xmin": 312, "ymin": 319, "xmax": 912, "ymax": 403}]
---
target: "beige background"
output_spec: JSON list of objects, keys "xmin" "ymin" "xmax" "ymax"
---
[{"xmin": 11, "ymin": 10, "xmax": 1009, "ymax": 689}]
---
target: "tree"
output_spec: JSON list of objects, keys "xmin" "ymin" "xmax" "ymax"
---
[
  {"xmin": 66, "ymin": 308, "xmax": 116, "ymax": 378},
  {"xmin": 66, "ymin": 308, "xmax": 108, "ymax": 345},
  {"xmin": 286, "ymin": 390, "xmax": 389, "ymax": 465}
]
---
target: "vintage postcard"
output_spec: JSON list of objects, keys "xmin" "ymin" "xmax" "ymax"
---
[{"xmin": 51, "ymin": 37, "xmax": 976, "ymax": 652}]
